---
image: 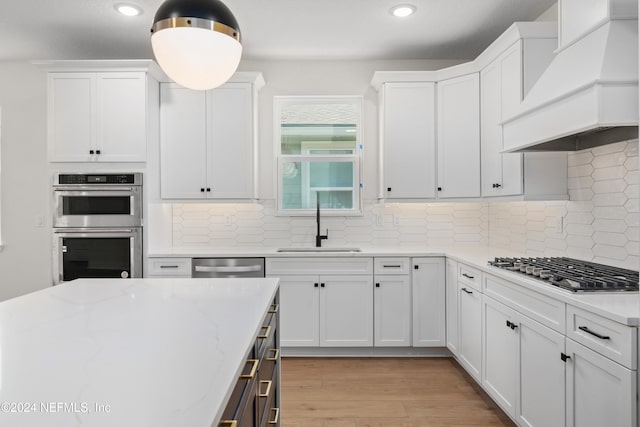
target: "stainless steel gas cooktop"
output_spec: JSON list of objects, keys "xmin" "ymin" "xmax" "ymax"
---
[{"xmin": 488, "ymin": 257, "xmax": 639, "ymax": 293}]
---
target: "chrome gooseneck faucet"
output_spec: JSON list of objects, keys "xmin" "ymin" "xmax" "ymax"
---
[{"xmin": 315, "ymin": 192, "xmax": 328, "ymax": 247}]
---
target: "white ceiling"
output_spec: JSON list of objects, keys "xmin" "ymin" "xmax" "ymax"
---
[{"xmin": 0, "ymin": 0, "xmax": 556, "ymax": 62}]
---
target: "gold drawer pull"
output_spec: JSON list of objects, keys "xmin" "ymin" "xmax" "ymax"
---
[
  {"xmin": 266, "ymin": 348, "xmax": 280, "ymax": 362},
  {"xmin": 268, "ymin": 304, "xmax": 279, "ymax": 314},
  {"xmin": 240, "ymin": 359, "xmax": 259, "ymax": 380},
  {"xmin": 259, "ymin": 380, "xmax": 273, "ymax": 398},
  {"xmin": 258, "ymin": 325, "xmax": 272, "ymax": 339},
  {"xmin": 220, "ymin": 421, "xmax": 237, "ymax": 427},
  {"xmin": 269, "ymin": 407, "xmax": 280, "ymax": 425}
]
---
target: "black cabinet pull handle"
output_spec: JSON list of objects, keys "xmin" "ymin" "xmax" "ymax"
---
[
  {"xmin": 461, "ymin": 287, "xmax": 473, "ymax": 294},
  {"xmin": 578, "ymin": 326, "xmax": 610, "ymax": 340},
  {"xmin": 561, "ymin": 353, "xmax": 571, "ymax": 362},
  {"xmin": 462, "ymin": 273, "xmax": 475, "ymax": 279},
  {"xmin": 506, "ymin": 320, "xmax": 512, "ymax": 328},
  {"xmin": 495, "ymin": 183, "xmax": 501, "ymax": 188},
  {"xmin": 206, "ymin": 188, "xmax": 211, "ymax": 192},
  {"xmin": 314, "ymin": 283, "xmax": 319, "ymax": 288},
  {"xmin": 320, "ymin": 283, "xmax": 325, "ymax": 288},
  {"xmin": 375, "ymin": 283, "xmax": 380, "ymax": 288},
  {"xmin": 89, "ymin": 150, "xmax": 94, "ymax": 155},
  {"xmin": 200, "ymin": 188, "xmax": 205, "ymax": 192},
  {"xmin": 387, "ymin": 187, "xmax": 392, "ymax": 192},
  {"xmin": 437, "ymin": 187, "xmax": 442, "ymax": 191},
  {"xmin": 96, "ymin": 149, "xmax": 101, "ymax": 155},
  {"xmin": 414, "ymin": 265, "xmax": 419, "ymax": 270}
]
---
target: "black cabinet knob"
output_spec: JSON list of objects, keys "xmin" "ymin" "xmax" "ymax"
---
[
  {"xmin": 496, "ymin": 183, "xmax": 502, "ymax": 188},
  {"xmin": 387, "ymin": 187, "xmax": 392, "ymax": 192},
  {"xmin": 206, "ymin": 188, "xmax": 211, "ymax": 192},
  {"xmin": 375, "ymin": 283, "xmax": 380, "ymax": 288},
  {"xmin": 89, "ymin": 150, "xmax": 94, "ymax": 155},
  {"xmin": 437, "ymin": 187, "xmax": 442, "ymax": 191},
  {"xmin": 320, "ymin": 283, "xmax": 325, "ymax": 288},
  {"xmin": 96, "ymin": 149, "xmax": 101, "ymax": 155},
  {"xmin": 200, "ymin": 188, "xmax": 205, "ymax": 192},
  {"xmin": 414, "ymin": 265, "xmax": 419, "ymax": 270},
  {"xmin": 314, "ymin": 283, "xmax": 319, "ymax": 288}
]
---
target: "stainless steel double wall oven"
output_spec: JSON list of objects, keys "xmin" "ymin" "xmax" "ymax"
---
[{"xmin": 52, "ymin": 173, "xmax": 143, "ymax": 283}]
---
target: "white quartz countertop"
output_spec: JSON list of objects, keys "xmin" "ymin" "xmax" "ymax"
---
[
  {"xmin": 149, "ymin": 245, "xmax": 640, "ymax": 326},
  {"xmin": 0, "ymin": 277, "xmax": 279, "ymax": 427}
]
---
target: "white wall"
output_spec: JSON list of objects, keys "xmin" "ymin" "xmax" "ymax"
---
[
  {"xmin": 0, "ymin": 61, "xmax": 51, "ymax": 300},
  {"xmin": 537, "ymin": 2, "xmax": 559, "ymax": 21}
]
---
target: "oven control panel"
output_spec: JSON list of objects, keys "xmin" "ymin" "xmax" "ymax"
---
[{"xmin": 56, "ymin": 173, "xmax": 141, "ymax": 185}]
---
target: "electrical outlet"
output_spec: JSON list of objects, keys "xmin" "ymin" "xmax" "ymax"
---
[{"xmin": 553, "ymin": 216, "xmax": 564, "ymax": 233}]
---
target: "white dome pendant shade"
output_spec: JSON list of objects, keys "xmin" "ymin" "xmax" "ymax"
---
[{"xmin": 150, "ymin": 0, "xmax": 242, "ymax": 91}]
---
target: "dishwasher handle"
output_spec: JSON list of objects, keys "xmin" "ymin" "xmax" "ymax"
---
[{"xmin": 194, "ymin": 265, "xmax": 263, "ymax": 274}]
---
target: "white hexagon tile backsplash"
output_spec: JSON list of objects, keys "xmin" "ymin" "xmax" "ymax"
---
[{"xmin": 172, "ymin": 139, "xmax": 639, "ymax": 270}]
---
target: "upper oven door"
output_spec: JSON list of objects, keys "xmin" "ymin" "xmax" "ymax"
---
[{"xmin": 53, "ymin": 186, "xmax": 142, "ymax": 228}]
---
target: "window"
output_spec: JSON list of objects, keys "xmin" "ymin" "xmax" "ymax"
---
[{"xmin": 275, "ymin": 97, "xmax": 362, "ymax": 215}]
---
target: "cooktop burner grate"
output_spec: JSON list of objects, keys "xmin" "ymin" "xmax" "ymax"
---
[{"xmin": 488, "ymin": 257, "xmax": 639, "ymax": 292}]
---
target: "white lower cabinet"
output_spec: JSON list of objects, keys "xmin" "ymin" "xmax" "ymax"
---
[
  {"xmin": 278, "ymin": 275, "xmax": 320, "ymax": 347},
  {"xmin": 412, "ymin": 258, "xmax": 446, "ymax": 347},
  {"xmin": 374, "ymin": 275, "xmax": 411, "ymax": 347},
  {"xmin": 267, "ymin": 258, "xmax": 374, "ymax": 348},
  {"xmin": 458, "ymin": 279, "xmax": 483, "ymax": 381},
  {"xmin": 565, "ymin": 338, "xmax": 637, "ymax": 427},
  {"xmin": 320, "ymin": 275, "xmax": 374, "ymax": 347},
  {"xmin": 482, "ymin": 295, "xmax": 565, "ymax": 426},
  {"xmin": 445, "ymin": 258, "xmax": 459, "ymax": 355},
  {"xmin": 278, "ymin": 274, "xmax": 373, "ymax": 347}
]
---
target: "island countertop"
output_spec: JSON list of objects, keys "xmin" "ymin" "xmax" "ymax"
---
[{"xmin": 0, "ymin": 277, "xmax": 279, "ymax": 427}]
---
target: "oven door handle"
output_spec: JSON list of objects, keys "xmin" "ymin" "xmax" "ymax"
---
[
  {"xmin": 54, "ymin": 187, "xmax": 135, "ymax": 192},
  {"xmin": 194, "ymin": 265, "xmax": 263, "ymax": 273},
  {"xmin": 54, "ymin": 229, "xmax": 135, "ymax": 234}
]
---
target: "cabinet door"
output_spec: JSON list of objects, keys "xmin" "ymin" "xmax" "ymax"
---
[
  {"xmin": 319, "ymin": 275, "xmax": 373, "ymax": 347},
  {"xmin": 97, "ymin": 72, "xmax": 147, "ymax": 162},
  {"xmin": 566, "ymin": 339, "xmax": 637, "ymax": 427},
  {"xmin": 445, "ymin": 258, "xmax": 459, "ymax": 355},
  {"xmin": 207, "ymin": 83, "xmax": 254, "ymax": 199},
  {"xmin": 374, "ymin": 275, "xmax": 411, "ymax": 347},
  {"xmin": 47, "ymin": 73, "xmax": 95, "ymax": 161},
  {"xmin": 518, "ymin": 314, "xmax": 565, "ymax": 427},
  {"xmin": 277, "ymin": 275, "xmax": 320, "ymax": 347},
  {"xmin": 160, "ymin": 84, "xmax": 208, "ymax": 199},
  {"xmin": 497, "ymin": 42, "xmax": 524, "ymax": 196},
  {"xmin": 412, "ymin": 257, "xmax": 445, "ymax": 347},
  {"xmin": 483, "ymin": 296, "xmax": 518, "ymax": 418},
  {"xmin": 437, "ymin": 73, "xmax": 480, "ymax": 198},
  {"xmin": 458, "ymin": 282, "xmax": 482, "ymax": 381},
  {"xmin": 381, "ymin": 82, "xmax": 436, "ymax": 199}
]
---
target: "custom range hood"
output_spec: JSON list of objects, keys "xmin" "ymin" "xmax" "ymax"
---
[{"xmin": 502, "ymin": 0, "xmax": 639, "ymax": 152}]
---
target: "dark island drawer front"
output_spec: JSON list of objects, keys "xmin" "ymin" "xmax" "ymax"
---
[
  {"xmin": 220, "ymin": 357, "xmax": 258, "ymax": 427},
  {"xmin": 257, "ymin": 301, "xmax": 278, "ymax": 357},
  {"xmin": 258, "ymin": 366, "xmax": 279, "ymax": 427}
]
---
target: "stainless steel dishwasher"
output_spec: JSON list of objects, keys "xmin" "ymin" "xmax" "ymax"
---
[{"xmin": 191, "ymin": 258, "xmax": 265, "ymax": 278}]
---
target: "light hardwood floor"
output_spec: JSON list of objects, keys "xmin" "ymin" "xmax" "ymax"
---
[{"xmin": 280, "ymin": 357, "xmax": 515, "ymax": 427}]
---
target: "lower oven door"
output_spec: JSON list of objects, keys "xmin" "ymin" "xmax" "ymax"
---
[{"xmin": 53, "ymin": 228, "xmax": 142, "ymax": 283}]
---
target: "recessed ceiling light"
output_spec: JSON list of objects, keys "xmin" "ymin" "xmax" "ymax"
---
[
  {"xmin": 390, "ymin": 4, "xmax": 416, "ymax": 18},
  {"xmin": 115, "ymin": 3, "xmax": 142, "ymax": 17}
]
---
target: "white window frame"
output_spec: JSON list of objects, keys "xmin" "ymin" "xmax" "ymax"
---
[
  {"xmin": 274, "ymin": 96, "xmax": 363, "ymax": 216},
  {"xmin": 0, "ymin": 106, "xmax": 3, "ymax": 251}
]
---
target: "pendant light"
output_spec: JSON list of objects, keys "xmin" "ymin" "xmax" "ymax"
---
[{"xmin": 150, "ymin": 0, "xmax": 242, "ymax": 90}]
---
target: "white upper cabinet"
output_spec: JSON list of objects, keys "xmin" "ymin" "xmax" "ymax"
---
[
  {"xmin": 160, "ymin": 73, "xmax": 263, "ymax": 200},
  {"xmin": 378, "ymin": 82, "xmax": 437, "ymax": 199},
  {"xmin": 48, "ymin": 70, "xmax": 152, "ymax": 162},
  {"xmin": 481, "ymin": 42, "xmax": 524, "ymax": 197},
  {"xmin": 480, "ymin": 34, "xmax": 568, "ymax": 199},
  {"xmin": 437, "ymin": 73, "xmax": 481, "ymax": 198}
]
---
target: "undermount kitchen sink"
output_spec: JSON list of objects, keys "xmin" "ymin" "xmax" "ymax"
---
[{"xmin": 276, "ymin": 247, "xmax": 362, "ymax": 253}]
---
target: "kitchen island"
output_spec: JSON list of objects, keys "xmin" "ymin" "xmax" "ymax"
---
[{"xmin": 0, "ymin": 277, "xmax": 280, "ymax": 427}]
